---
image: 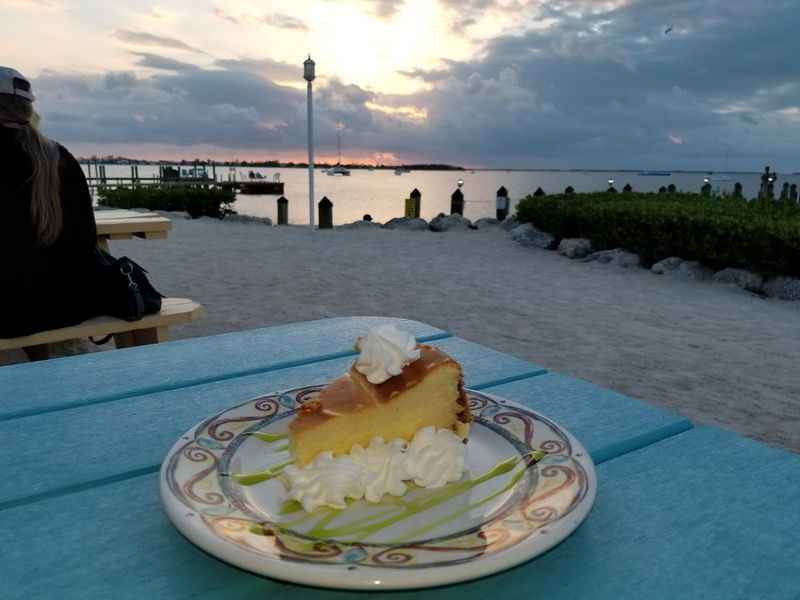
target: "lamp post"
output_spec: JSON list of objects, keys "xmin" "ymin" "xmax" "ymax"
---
[{"xmin": 304, "ymin": 55, "xmax": 316, "ymax": 228}]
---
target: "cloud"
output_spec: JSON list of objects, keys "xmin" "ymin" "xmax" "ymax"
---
[
  {"xmin": 29, "ymin": 0, "xmax": 800, "ymax": 169},
  {"xmin": 133, "ymin": 52, "xmax": 199, "ymax": 72},
  {"xmin": 213, "ymin": 57, "xmax": 299, "ymax": 82},
  {"xmin": 263, "ymin": 13, "xmax": 309, "ymax": 30},
  {"xmin": 113, "ymin": 29, "xmax": 207, "ymax": 54},
  {"xmin": 212, "ymin": 6, "xmax": 309, "ymax": 30},
  {"xmin": 365, "ymin": 0, "xmax": 405, "ymax": 18}
]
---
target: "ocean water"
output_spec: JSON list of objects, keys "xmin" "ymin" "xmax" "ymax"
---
[{"xmin": 85, "ymin": 164, "xmax": 800, "ymax": 226}]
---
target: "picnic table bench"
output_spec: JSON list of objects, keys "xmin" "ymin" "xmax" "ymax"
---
[
  {"xmin": 1, "ymin": 210, "xmax": 201, "ymax": 359},
  {"xmin": 1, "ymin": 317, "xmax": 798, "ymax": 599}
]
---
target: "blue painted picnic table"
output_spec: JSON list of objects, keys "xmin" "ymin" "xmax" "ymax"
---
[{"xmin": 1, "ymin": 317, "xmax": 799, "ymax": 599}]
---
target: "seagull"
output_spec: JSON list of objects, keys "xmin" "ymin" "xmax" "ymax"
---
[{"xmin": 664, "ymin": 26, "xmax": 673, "ymax": 35}]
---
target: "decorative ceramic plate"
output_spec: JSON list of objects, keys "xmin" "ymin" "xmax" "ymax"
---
[{"xmin": 160, "ymin": 386, "xmax": 596, "ymax": 590}]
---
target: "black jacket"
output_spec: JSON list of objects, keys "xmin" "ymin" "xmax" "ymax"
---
[{"xmin": 0, "ymin": 126, "xmax": 99, "ymax": 338}]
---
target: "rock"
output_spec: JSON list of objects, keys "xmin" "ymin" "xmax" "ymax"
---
[
  {"xmin": 501, "ymin": 216, "xmax": 519, "ymax": 231},
  {"xmin": 651, "ymin": 257, "xmax": 684, "ymax": 275},
  {"xmin": 429, "ymin": 213, "xmax": 473, "ymax": 232},
  {"xmin": 676, "ymin": 261, "xmax": 714, "ymax": 280},
  {"xmin": 585, "ymin": 248, "xmax": 641, "ymax": 268},
  {"xmin": 473, "ymin": 217, "xmax": 502, "ymax": 229},
  {"xmin": 712, "ymin": 268, "xmax": 764, "ymax": 292},
  {"xmin": 382, "ymin": 217, "xmax": 429, "ymax": 231},
  {"xmin": 338, "ymin": 219, "xmax": 382, "ymax": 230},
  {"xmin": 511, "ymin": 224, "xmax": 557, "ymax": 249},
  {"xmin": 558, "ymin": 238, "xmax": 593, "ymax": 259},
  {"xmin": 763, "ymin": 277, "xmax": 800, "ymax": 301},
  {"xmin": 224, "ymin": 214, "xmax": 273, "ymax": 225}
]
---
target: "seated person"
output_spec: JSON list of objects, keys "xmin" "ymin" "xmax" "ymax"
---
[{"xmin": 0, "ymin": 67, "xmax": 99, "ymax": 344}]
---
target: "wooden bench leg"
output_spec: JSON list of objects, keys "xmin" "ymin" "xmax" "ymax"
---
[
  {"xmin": 113, "ymin": 332, "xmax": 137, "ymax": 349},
  {"xmin": 133, "ymin": 326, "xmax": 169, "ymax": 345},
  {"xmin": 113, "ymin": 327, "xmax": 168, "ymax": 349},
  {"xmin": 22, "ymin": 344, "xmax": 50, "ymax": 361}
]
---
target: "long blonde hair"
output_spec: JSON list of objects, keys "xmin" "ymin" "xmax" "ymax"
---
[{"xmin": 0, "ymin": 95, "xmax": 62, "ymax": 245}]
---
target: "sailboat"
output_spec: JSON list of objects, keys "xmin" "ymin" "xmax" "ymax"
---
[{"xmin": 327, "ymin": 121, "xmax": 351, "ymax": 176}]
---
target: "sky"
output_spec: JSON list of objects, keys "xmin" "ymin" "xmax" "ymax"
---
[{"xmin": 1, "ymin": 0, "xmax": 799, "ymax": 170}]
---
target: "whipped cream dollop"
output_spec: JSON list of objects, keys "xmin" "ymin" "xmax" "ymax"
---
[
  {"xmin": 284, "ymin": 427, "xmax": 466, "ymax": 512},
  {"xmin": 283, "ymin": 452, "xmax": 364, "ymax": 513},
  {"xmin": 404, "ymin": 426, "xmax": 467, "ymax": 488},
  {"xmin": 350, "ymin": 437, "xmax": 409, "ymax": 503},
  {"xmin": 355, "ymin": 325, "xmax": 421, "ymax": 384}
]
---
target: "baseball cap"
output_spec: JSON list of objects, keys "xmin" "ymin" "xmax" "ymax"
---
[{"xmin": 0, "ymin": 67, "xmax": 35, "ymax": 102}]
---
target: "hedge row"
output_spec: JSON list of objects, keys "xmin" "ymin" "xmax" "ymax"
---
[
  {"xmin": 98, "ymin": 185, "xmax": 236, "ymax": 219},
  {"xmin": 515, "ymin": 192, "xmax": 800, "ymax": 277}
]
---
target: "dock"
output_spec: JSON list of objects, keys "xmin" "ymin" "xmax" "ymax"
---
[{"xmin": 81, "ymin": 162, "xmax": 284, "ymax": 195}]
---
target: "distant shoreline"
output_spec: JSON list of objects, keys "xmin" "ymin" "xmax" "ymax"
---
[{"xmin": 75, "ymin": 158, "xmax": 768, "ymax": 176}]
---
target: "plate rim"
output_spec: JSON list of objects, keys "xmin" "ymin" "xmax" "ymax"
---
[{"xmin": 159, "ymin": 386, "xmax": 597, "ymax": 590}]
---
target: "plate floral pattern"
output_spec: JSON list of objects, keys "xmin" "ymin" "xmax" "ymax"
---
[{"xmin": 160, "ymin": 386, "xmax": 596, "ymax": 589}]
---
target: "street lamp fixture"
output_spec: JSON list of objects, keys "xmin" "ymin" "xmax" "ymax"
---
[
  {"xmin": 303, "ymin": 55, "xmax": 315, "ymax": 82},
  {"xmin": 608, "ymin": 179, "xmax": 614, "ymax": 186},
  {"xmin": 457, "ymin": 179, "xmax": 464, "ymax": 188}
]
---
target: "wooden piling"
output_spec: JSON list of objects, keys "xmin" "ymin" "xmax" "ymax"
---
[
  {"xmin": 277, "ymin": 196, "xmax": 289, "ymax": 225},
  {"xmin": 406, "ymin": 188, "xmax": 421, "ymax": 218},
  {"xmin": 496, "ymin": 186, "xmax": 509, "ymax": 220},
  {"xmin": 450, "ymin": 189, "xmax": 464, "ymax": 216},
  {"xmin": 318, "ymin": 196, "xmax": 333, "ymax": 229}
]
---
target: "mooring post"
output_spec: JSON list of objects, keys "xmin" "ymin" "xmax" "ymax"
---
[
  {"xmin": 450, "ymin": 188, "xmax": 464, "ymax": 216},
  {"xmin": 496, "ymin": 186, "xmax": 509, "ymax": 220},
  {"xmin": 406, "ymin": 188, "xmax": 421, "ymax": 218},
  {"xmin": 277, "ymin": 196, "xmax": 289, "ymax": 225},
  {"xmin": 318, "ymin": 196, "xmax": 333, "ymax": 229}
]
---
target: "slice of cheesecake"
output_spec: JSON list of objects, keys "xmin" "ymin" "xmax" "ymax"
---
[{"xmin": 289, "ymin": 344, "xmax": 471, "ymax": 467}]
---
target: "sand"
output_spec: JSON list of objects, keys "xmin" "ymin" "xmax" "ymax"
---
[{"xmin": 6, "ymin": 215, "xmax": 800, "ymax": 452}]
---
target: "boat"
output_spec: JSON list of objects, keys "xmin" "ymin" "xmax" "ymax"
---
[
  {"xmin": 638, "ymin": 171, "xmax": 671, "ymax": 176},
  {"xmin": 326, "ymin": 121, "xmax": 351, "ymax": 176},
  {"xmin": 394, "ymin": 166, "xmax": 411, "ymax": 175},
  {"xmin": 327, "ymin": 164, "xmax": 351, "ymax": 176}
]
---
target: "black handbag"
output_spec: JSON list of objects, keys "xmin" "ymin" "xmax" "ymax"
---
[{"xmin": 93, "ymin": 247, "xmax": 164, "ymax": 322}]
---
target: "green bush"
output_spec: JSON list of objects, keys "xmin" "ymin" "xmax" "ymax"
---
[
  {"xmin": 98, "ymin": 185, "xmax": 236, "ymax": 219},
  {"xmin": 515, "ymin": 192, "xmax": 800, "ymax": 276}
]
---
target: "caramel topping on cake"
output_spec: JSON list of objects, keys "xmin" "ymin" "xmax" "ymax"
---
[{"xmin": 290, "ymin": 345, "xmax": 457, "ymax": 434}]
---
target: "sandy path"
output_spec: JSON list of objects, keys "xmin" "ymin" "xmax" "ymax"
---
[{"xmin": 10, "ymin": 215, "xmax": 800, "ymax": 452}]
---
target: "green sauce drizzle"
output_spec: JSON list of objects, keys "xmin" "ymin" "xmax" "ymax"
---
[
  {"xmin": 285, "ymin": 455, "xmax": 527, "ymax": 543},
  {"xmin": 231, "ymin": 459, "xmax": 293, "ymax": 485},
  {"xmin": 249, "ymin": 432, "xmax": 289, "ymax": 443}
]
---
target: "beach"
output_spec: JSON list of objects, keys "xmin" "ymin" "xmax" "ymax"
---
[{"xmin": 8, "ymin": 215, "xmax": 800, "ymax": 452}]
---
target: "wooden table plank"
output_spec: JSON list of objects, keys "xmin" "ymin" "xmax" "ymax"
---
[
  {"xmin": 484, "ymin": 375, "xmax": 692, "ymax": 464},
  {"xmin": 0, "ymin": 336, "xmax": 546, "ymax": 509},
  {"xmin": 0, "ymin": 318, "xmax": 448, "ymax": 421},
  {"xmin": 95, "ymin": 210, "xmax": 159, "ymax": 219},
  {"xmin": 4, "ymin": 428, "xmax": 797, "ymax": 599}
]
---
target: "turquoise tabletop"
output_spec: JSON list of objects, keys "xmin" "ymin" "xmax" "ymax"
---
[{"xmin": 2, "ymin": 317, "xmax": 797, "ymax": 599}]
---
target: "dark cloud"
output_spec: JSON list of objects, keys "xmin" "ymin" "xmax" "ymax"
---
[
  {"xmin": 113, "ymin": 29, "xmax": 207, "ymax": 54},
  {"xmin": 133, "ymin": 52, "xmax": 199, "ymax": 72},
  {"xmin": 213, "ymin": 57, "xmax": 299, "ymax": 81},
  {"xmin": 33, "ymin": 0, "xmax": 800, "ymax": 169}
]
